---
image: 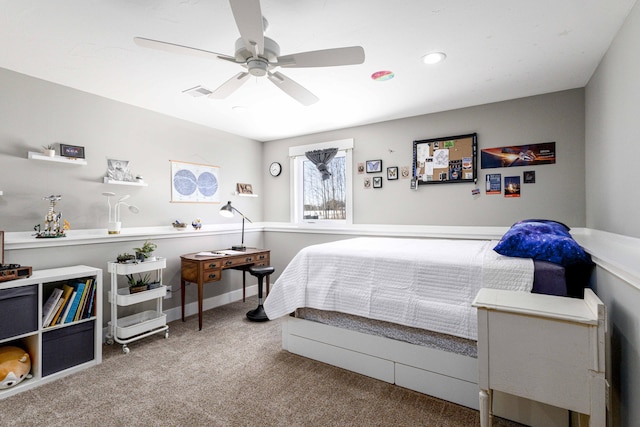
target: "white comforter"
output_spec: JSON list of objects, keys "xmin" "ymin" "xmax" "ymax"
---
[{"xmin": 263, "ymin": 237, "xmax": 533, "ymax": 340}]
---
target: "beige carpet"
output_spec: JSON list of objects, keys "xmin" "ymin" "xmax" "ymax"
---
[{"xmin": 0, "ymin": 300, "xmax": 523, "ymax": 426}]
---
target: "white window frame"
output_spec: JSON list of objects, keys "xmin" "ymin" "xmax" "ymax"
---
[{"xmin": 289, "ymin": 138, "xmax": 353, "ymax": 225}]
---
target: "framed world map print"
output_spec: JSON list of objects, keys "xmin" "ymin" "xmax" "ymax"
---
[{"xmin": 170, "ymin": 160, "xmax": 220, "ymax": 203}]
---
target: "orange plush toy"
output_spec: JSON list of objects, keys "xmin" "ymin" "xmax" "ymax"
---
[{"xmin": 0, "ymin": 346, "xmax": 32, "ymax": 389}]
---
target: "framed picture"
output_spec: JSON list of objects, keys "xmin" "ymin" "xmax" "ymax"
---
[
  {"xmin": 236, "ymin": 183, "xmax": 253, "ymax": 194},
  {"xmin": 60, "ymin": 144, "xmax": 85, "ymax": 159},
  {"xmin": 523, "ymin": 170, "xmax": 536, "ymax": 183},
  {"xmin": 170, "ymin": 160, "xmax": 220, "ymax": 203},
  {"xmin": 413, "ymin": 133, "xmax": 477, "ymax": 185},
  {"xmin": 373, "ymin": 176, "xmax": 383, "ymax": 188},
  {"xmin": 107, "ymin": 159, "xmax": 132, "ymax": 181},
  {"xmin": 366, "ymin": 159, "xmax": 382, "ymax": 173},
  {"xmin": 387, "ymin": 166, "xmax": 398, "ymax": 180},
  {"xmin": 481, "ymin": 142, "xmax": 555, "ymax": 169}
]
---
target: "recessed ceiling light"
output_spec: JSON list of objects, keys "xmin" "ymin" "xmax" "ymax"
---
[
  {"xmin": 371, "ymin": 70, "xmax": 395, "ymax": 81},
  {"xmin": 422, "ymin": 52, "xmax": 446, "ymax": 65}
]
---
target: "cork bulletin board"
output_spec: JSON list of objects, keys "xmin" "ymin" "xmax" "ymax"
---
[{"xmin": 412, "ymin": 133, "xmax": 477, "ymax": 185}]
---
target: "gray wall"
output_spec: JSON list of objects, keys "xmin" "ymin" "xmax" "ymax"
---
[
  {"xmin": 263, "ymin": 89, "xmax": 586, "ymax": 227},
  {"xmin": 0, "ymin": 67, "xmax": 263, "ymax": 232},
  {"xmin": 586, "ymin": 2, "xmax": 640, "ymax": 239},
  {"xmin": 0, "ymin": 67, "xmax": 265, "ymax": 322},
  {"xmin": 585, "ymin": 1, "xmax": 640, "ymax": 425}
]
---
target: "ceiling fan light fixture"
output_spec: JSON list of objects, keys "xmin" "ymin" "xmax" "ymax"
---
[
  {"xmin": 422, "ymin": 52, "xmax": 446, "ymax": 65},
  {"xmin": 136, "ymin": 0, "xmax": 364, "ymax": 106},
  {"xmin": 247, "ymin": 58, "xmax": 269, "ymax": 76}
]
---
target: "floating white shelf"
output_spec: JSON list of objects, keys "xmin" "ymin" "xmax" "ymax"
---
[
  {"xmin": 28, "ymin": 151, "xmax": 87, "ymax": 165},
  {"xmin": 103, "ymin": 177, "xmax": 148, "ymax": 187}
]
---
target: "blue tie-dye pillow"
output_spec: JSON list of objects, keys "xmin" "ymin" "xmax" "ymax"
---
[{"xmin": 493, "ymin": 220, "xmax": 591, "ymax": 266}]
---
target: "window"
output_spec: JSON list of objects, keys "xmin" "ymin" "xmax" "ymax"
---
[{"xmin": 289, "ymin": 139, "xmax": 353, "ymax": 224}]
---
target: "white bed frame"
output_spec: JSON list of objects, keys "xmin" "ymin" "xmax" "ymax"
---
[{"xmin": 282, "ymin": 315, "xmax": 569, "ymax": 426}]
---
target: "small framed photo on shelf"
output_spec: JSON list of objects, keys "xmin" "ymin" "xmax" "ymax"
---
[
  {"xmin": 366, "ymin": 159, "xmax": 382, "ymax": 173},
  {"xmin": 60, "ymin": 144, "xmax": 85, "ymax": 159},
  {"xmin": 387, "ymin": 166, "xmax": 398, "ymax": 180},
  {"xmin": 107, "ymin": 159, "xmax": 131, "ymax": 181},
  {"xmin": 236, "ymin": 183, "xmax": 253, "ymax": 195},
  {"xmin": 373, "ymin": 176, "xmax": 383, "ymax": 188}
]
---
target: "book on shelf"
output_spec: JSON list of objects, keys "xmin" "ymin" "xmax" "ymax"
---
[
  {"xmin": 64, "ymin": 282, "xmax": 86, "ymax": 324},
  {"xmin": 49, "ymin": 284, "xmax": 74, "ymax": 326},
  {"xmin": 84, "ymin": 279, "xmax": 97, "ymax": 319},
  {"xmin": 73, "ymin": 280, "xmax": 88, "ymax": 321},
  {"xmin": 60, "ymin": 291, "xmax": 77, "ymax": 324},
  {"xmin": 44, "ymin": 298, "xmax": 64, "ymax": 328},
  {"xmin": 75, "ymin": 278, "xmax": 93, "ymax": 321},
  {"xmin": 42, "ymin": 287, "xmax": 63, "ymax": 326}
]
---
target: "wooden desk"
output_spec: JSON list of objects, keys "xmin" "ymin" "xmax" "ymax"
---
[
  {"xmin": 472, "ymin": 288, "xmax": 607, "ymax": 427},
  {"xmin": 180, "ymin": 248, "xmax": 270, "ymax": 330}
]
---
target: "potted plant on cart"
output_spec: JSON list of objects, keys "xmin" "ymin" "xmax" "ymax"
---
[
  {"xmin": 127, "ymin": 273, "xmax": 150, "ymax": 293},
  {"xmin": 116, "ymin": 252, "xmax": 136, "ymax": 263},
  {"xmin": 133, "ymin": 240, "xmax": 157, "ymax": 262}
]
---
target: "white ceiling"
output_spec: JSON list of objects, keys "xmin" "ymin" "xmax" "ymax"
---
[{"xmin": 0, "ymin": 0, "xmax": 636, "ymax": 142}]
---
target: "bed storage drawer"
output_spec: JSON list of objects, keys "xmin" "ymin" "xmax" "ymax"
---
[
  {"xmin": 0, "ymin": 285, "xmax": 38, "ymax": 340},
  {"xmin": 286, "ymin": 316, "xmax": 395, "ymax": 383}
]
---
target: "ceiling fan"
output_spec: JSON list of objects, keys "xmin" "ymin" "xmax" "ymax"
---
[{"xmin": 134, "ymin": 0, "xmax": 365, "ymax": 106}]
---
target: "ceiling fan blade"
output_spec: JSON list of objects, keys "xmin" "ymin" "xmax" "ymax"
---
[
  {"xmin": 267, "ymin": 71, "xmax": 319, "ymax": 106},
  {"xmin": 209, "ymin": 72, "xmax": 250, "ymax": 99},
  {"xmin": 229, "ymin": 0, "xmax": 264, "ymax": 57},
  {"xmin": 134, "ymin": 37, "xmax": 236, "ymax": 62},
  {"xmin": 276, "ymin": 46, "xmax": 365, "ymax": 68}
]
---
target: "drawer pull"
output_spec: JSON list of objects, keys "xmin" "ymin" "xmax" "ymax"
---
[
  {"xmin": 259, "ymin": 255, "xmax": 265, "ymax": 260},
  {"xmin": 208, "ymin": 263, "xmax": 216, "ymax": 269},
  {"xmin": 225, "ymin": 260, "xmax": 233, "ymax": 266},
  {"xmin": 246, "ymin": 257, "xmax": 252, "ymax": 262},
  {"xmin": 208, "ymin": 273, "xmax": 217, "ymax": 280}
]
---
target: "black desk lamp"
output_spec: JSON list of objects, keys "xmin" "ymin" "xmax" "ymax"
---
[{"xmin": 219, "ymin": 201, "xmax": 252, "ymax": 250}]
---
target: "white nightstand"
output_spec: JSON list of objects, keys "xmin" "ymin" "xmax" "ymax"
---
[{"xmin": 472, "ymin": 288, "xmax": 608, "ymax": 427}]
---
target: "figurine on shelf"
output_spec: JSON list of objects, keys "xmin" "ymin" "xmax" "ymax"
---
[
  {"xmin": 192, "ymin": 218, "xmax": 202, "ymax": 230},
  {"xmin": 34, "ymin": 195, "xmax": 67, "ymax": 238}
]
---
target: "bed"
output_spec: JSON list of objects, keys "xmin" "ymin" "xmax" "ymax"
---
[{"xmin": 263, "ymin": 220, "xmax": 593, "ymax": 425}]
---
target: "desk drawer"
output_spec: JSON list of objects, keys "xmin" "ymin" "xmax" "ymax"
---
[
  {"xmin": 202, "ymin": 259, "xmax": 223, "ymax": 270},
  {"xmin": 221, "ymin": 254, "xmax": 265, "ymax": 268},
  {"xmin": 201, "ymin": 269, "xmax": 221, "ymax": 282},
  {"xmin": 254, "ymin": 253, "xmax": 269, "ymax": 266},
  {"xmin": 202, "ymin": 259, "xmax": 222, "ymax": 283}
]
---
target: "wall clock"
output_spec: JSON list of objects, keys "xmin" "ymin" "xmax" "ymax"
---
[{"xmin": 269, "ymin": 162, "xmax": 282, "ymax": 177}]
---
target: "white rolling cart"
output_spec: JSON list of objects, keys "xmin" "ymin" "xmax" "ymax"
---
[{"xmin": 106, "ymin": 258, "xmax": 169, "ymax": 353}]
